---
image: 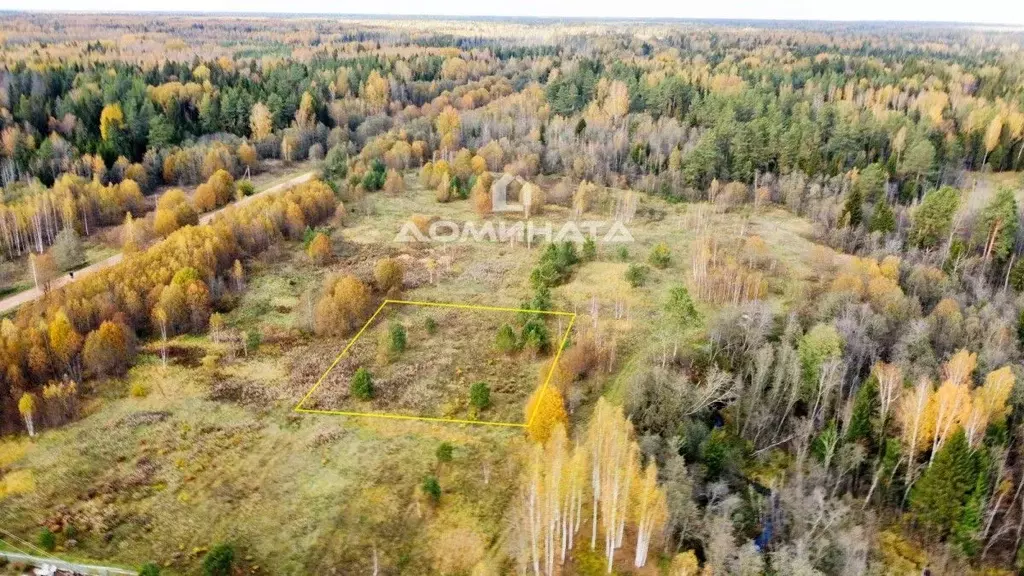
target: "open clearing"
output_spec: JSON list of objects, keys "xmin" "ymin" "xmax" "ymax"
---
[
  {"xmin": 0, "ymin": 173, "xmax": 832, "ymax": 574},
  {"xmin": 297, "ymin": 299, "xmax": 575, "ymax": 426}
]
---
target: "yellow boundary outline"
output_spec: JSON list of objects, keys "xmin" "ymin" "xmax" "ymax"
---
[{"xmin": 294, "ymin": 299, "xmax": 576, "ymax": 427}]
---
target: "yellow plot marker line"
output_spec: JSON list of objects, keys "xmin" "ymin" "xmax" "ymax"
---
[
  {"xmin": 527, "ymin": 312, "xmax": 576, "ymax": 428},
  {"xmin": 294, "ymin": 298, "xmax": 576, "ymax": 427},
  {"xmin": 293, "ymin": 300, "xmax": 389, "ymax": 412},
  {"xmin": 385, "ymin": 298, "xmax": 575, "ymax": 316},
  {"xmin": 293, "ymin": 408, "xmax": 527, "ymax": 427}
]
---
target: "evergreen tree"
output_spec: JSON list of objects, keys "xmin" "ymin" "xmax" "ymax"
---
[
  {"xmin": 351, "ymin": 367, "xmax": 374, "ymax": 400},
  {"xmin": 953, "ymin": 452, "xmax": 991, "ymax": 558},
  {"xmin": 911, "ymin": 186, "xmax": 960, "ymax": 249},
  {"xmin": 869, "ymin": 199, "xmax": 897, "ymax": 235},
  {"xmin": 148, "ymin": 115, "xmax": 175, "ymax": 149},
  {"xmin": 856, "ymin": 162, "xmax": 886, "ymax": 202},
  {"xmin": 972, "ymin": 187, "xmax": 1019, "ymax": 261},
  {"xmin": 202, "ymin": 543, "xmax": 234, "ymax": 576},
  {"xmin": 841, "ymin": 186, "xmax": 864, "ymax": 227},
  {"xmin": 846, "ymin": 375, "xmax": 879, "ymax": 450},
  {"xmin": 910, "ymin": 429, "xmax": 977, "ymax": 538},
  {"xmin": 665, "ymin": 285, "xmax": 699, "ymax": 330},
  {"xmin": 494, "ymin": 324, "xmax": 518, "ymax": 354}
]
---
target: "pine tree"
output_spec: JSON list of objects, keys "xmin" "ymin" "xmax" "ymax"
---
[
  {"xmin": 973, "ymin": 187, "xmax": 1019, "ymax": 261},
  {"xmin": 910, "ymin": 429, "xmax": 976, "ymax": 538},
  {"xmin": 911, "ymin": 186, "xmax": 960, "ymax": 249}
]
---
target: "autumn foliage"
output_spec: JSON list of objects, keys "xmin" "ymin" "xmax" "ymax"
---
[
  {"xmin": 524, "ymin": 384, "xmax": 568, "ymax": 443},
  {"xmin": 0, "ymin": 179, "xmax": 336, "ymax": 432}
]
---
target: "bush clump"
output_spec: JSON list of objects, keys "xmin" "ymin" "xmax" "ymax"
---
[
  {"xmin": 202, "ymin": 543, "xmax": 234, "ymax": 576},
  {"xmin": 494, "ymin": 324, "xmax": 518, "ymax": 354},
  {"xmin": 648, "ymin": 242, "xmax": 671, "ymax": 268},
  {"xmin": 625, "ymin": 263, "xmax": 649, "ymax": 287},
  {"xmin": 351, "ymin": 367, "xmax": 374, "ymax": 400},
  {"xmin": 436, "ymin": 442, "xmax": 454, "ymax": 462},
  {"xmin": 422, "ymin": 475, "xmax": 441, "ymax": 505},
  {"xmin": 470, "ymin": 381, "xmax": 491, "ymax": 411},
  {"xmin": 389, "ymin": 323, "xmax": 407, "ymax": 353},
  {"xmin": 38, "ymin": 527, "xmax": 56, "ymax": 552}
]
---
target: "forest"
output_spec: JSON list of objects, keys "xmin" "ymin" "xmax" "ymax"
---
[{"xmin": 1, "ymin": 12, "xmax": 1024, "ymax": 576}]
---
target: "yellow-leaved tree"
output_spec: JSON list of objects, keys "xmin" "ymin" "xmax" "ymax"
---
[
  {"xmin": 250, "ymin": 102, "xmax": 273, "ymax": 141},
  {"xmin": 924, "ymin": 349, "xmax": 976, "ymax": 463},
  {"xmin": 512, "ymin": 397, "xmax": 668, "ymax": 575},
  {"xmin": 964, "ymin": 366, "xmax": 1015, "ymax": 447},
  {"xmin": 18, "ymin": 393, "xmax": 36, "ymax": 437},
  {"xmin": 524, "ymin": 384, "xmax": 567, "ymax": 443},
  {"xmin": 48, "ymin": 309, "xmax": 82, "ymax": 378},
  {"xmin": 362, "ymin": 70, "xmax": 390, "ymax": 114},
  {"xmin": 99, "ymin": 103, "xmax": 124, "ymax": 141}
]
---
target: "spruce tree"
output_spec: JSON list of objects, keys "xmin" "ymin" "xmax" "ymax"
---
[
  {"xmin": 869, "ymin": 199, "xmax": 896, "ymax": 235},
  {"xmin": 846, "ymin": 375, "xmax": 879, "ymax": 451},
  {"xmin": 910, "ymin": 429, "xmax": 976, "ymax": 538},
  {"xmin": 953, "ymin": 458, "xmax": 990, "ymax": 558},
  {"xmin": 842, "ymin": 187, "xmax": 863, "ymax": 227}
]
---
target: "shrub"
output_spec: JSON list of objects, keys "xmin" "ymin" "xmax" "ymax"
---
[
  {"xmin": 38, "ymin": 528, "xmax": 56, "ymax": 552},
  {"xmin": 571, "ymin": 548, "xmax": 608, "ymax": 576},
  {"xmin": 314, "ymin": 274, "xmax": 372, "ymax": 337},
  {"xmin": 389, "ymin": 323, "xmax": 407, "ymax": 353},
  {"xmin": 425, "ymin": 317, "xmax": 438, "ymax": 335},
  {"xmin": 201, "ymin": 354, "xmax": 219, "ymax": 370},
  {"xmin": 494, "ymin": 324, "xmax": 518, "ymax": 354},
  {"xmin": 246, "ymin": 329, "xmax": 261, "ymax": 353},
  {"xmin": 202, "ymin": 543, "xmax": 234, "ymax": 576},
  {"xmin": 616, "ymin": 245, "xmax": 630, "ymax": 261},
  {"xmin": 130, "ymin": 381, "xmax": 148, "ymax": 398},
  {"xmin": 648, "ymin": 242, "xmax": 671, "ymax": 268},
  {"xmin": 582, "ymin": 236, "xmax": 597, "ymax": 261},
  {"xmin": 436, "ymin": 442, "xmax": 454, "ymax": 462},
  {"xmin": 625, "ymin": 263, "xmax": 649, "ymax": 287},
  {"xmin": 470, "ymin": 381, "xmax": 491, "ymax": 411},
  {"xmin": 237, "ymin": 180, "xmax": 255, "ymax": 197},
  {"xmin": 307, "ymin": 233, "xmax": 332, "ymax": 264},
  {"xmin": 422, "ymin": 475, "xmax": 441, "ymax": 504},
  {"xmin": 374, "ymin": 257, "xmax": 404, "ymax": 293},
  {"xmin": 351, "ymin": 367, "xmax": 374, "ymax": 400},
  {"xmin": 139, "ymin": 563, "xmax": 161, "ymax": 576}
]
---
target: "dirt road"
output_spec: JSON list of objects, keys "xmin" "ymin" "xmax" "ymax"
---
[
  {"xmin": 0, "ymin": 550, "xmax": 137, "ymax": 575},
  {"xmin": 0, "ymin": 169, "xmax": 318, "ymax": 316}
]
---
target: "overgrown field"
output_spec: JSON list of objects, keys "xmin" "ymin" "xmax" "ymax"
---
[{"xmin": 0, "ymin": 176, "xmax": 827, "ymax": 574}]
